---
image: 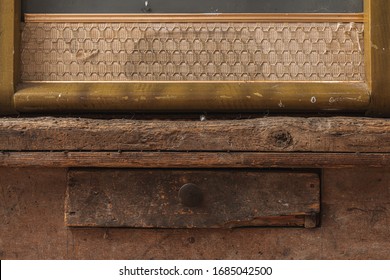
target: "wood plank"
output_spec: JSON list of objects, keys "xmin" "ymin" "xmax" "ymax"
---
[
  {"xmin": 1, "ymin": 167, "xmax": 389, "ymax": 259},
  {"xmin": 65, "ymin": 169, "xmax": 319, "ymax": 228},
  {"xmin": 0, "ymin": 117, "xmax": 389, "ymax": 152},
  {"xmin": 1, "ymin": 151, "xmax": 390, "ymax": 168}
]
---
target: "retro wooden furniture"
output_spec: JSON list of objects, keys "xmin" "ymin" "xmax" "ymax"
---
[{"xmin": 0, "ymin": 0, "xmax": 390, "ymax": 259}]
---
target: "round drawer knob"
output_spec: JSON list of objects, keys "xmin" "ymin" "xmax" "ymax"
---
[{"xmin": 178, "ymin": 183, "xmax": 203, "ymax": 207}]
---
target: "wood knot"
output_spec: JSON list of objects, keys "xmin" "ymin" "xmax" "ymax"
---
[
  {"xmin": 187, "ymin": 237, "xmax": 196, "ymax": 244},
  {"xmin": 270, "ymin": 131, "xmax": 293, "ymax": 148}
]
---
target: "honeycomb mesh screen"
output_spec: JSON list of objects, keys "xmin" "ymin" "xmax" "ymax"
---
[{"xmin": 21, "ymin": 22, "xmax": 365, "ymax": 82}]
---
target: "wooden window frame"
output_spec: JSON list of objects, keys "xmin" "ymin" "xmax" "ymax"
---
[{"xmin": 0, "ymin": 0, "xmax": 388, "ymax": 115}]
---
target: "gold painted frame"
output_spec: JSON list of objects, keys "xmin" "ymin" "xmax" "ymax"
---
[{"xmin": 0, "ymin": 0, "xmax": 387, "ymax": 115}]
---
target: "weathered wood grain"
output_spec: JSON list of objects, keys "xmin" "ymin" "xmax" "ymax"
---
[
  {"xmin": 65, "ymin": 169, "xmax": 320, "ymax": 228},
  {"xmin": 1, "ymin": 167, "xmax": 389, "ymax": 259},
  {"xmin": 1, "ymin": 151, "xmax": 390, "ymax": 168},
  {"xmin": 1, "ymin": 117, "xmax": 390, "ymax": 152}
]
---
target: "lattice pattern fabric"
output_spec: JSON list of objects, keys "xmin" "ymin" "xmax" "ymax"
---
[{"xmin": 21, "ymin": 22, "xmax": 365, "ymax": 81}]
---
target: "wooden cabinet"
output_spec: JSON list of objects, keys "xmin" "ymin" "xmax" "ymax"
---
[
  {"xmin": 1, "ymin": 116, "xmax": 390, "ymax": 259},
  {"xmin": 1, "ymin": 0, "xmax": 390, "ymax": 260}
]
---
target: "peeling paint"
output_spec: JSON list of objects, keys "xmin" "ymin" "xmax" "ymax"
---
[
  {"xmin": 219, "ymin": 95, "xmax": 233, "ymax": 99},
  {"xmin": 311, "ymin": 96, "xmax": 317, "ymax": 104},
  {"xmin": 132, "ymin": 97, "xmax": 145, "ymax": 102},
  {"xmin": 278, "ymin": 200, "xmax": 290, "ymax": 207},
  {"xmin": 154, "ymin": 95, "xmax": 177, "ymax": 100},
  {"xmin": 253, "ymin": 93, "xmax": 263, "ymax": 98},
  {"xmin": 371, "ymin": 43, "xmax": 379, "ymax": 50},
  {"xmin": 329, "ymin": 96, "xmax": 364, "ymax": 104}
]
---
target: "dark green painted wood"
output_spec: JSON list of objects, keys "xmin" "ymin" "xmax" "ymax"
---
[{"xmin": 22, "ymin": 0, "xmax": 363, "ymax": 14}]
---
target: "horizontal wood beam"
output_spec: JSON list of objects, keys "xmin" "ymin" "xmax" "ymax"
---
[
  {"xmin": 0, "ymin": 117, "xmax": 389, "ymax": 152},
  {"xmin": 0, "ymin": 151, "xmax": 390, "ymax": 168}
]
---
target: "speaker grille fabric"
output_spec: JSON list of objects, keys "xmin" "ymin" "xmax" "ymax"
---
[{"xmin": 21, "ymin": 22, "xmax": 365, "ymax": 81}]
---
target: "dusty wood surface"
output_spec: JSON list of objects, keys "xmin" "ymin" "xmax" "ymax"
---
[
  {"xmin": 66, "ymin": 169, "xmax": 319, "ymax": 228},
  {"xmin": 1, "ymin": 151, "xmax": 390, "ymax": 168},
  {"xmin": 1, "ymin": 117, "xmax": 390, "ymax": 152},
  {"xmin": 0, "ymin": 167, "xmax": 389, "ymax": 259}
]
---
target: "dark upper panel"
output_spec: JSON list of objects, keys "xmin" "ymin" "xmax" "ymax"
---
[{"xmin": 22, "ymin": 0, "xmax": 363, "ymax": 14}]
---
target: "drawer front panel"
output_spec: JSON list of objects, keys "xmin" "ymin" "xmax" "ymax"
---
[{"xmin": 65, "ymin": 169, "xmax": 320, "ymax": 228}]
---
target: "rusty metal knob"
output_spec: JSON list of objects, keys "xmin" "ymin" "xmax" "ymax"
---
[{"xmin": 179, "ymin": 183, "xmax": 203, "ymax": 207}]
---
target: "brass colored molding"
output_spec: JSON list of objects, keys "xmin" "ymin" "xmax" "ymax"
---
[
  {"xmin": 363, "ymin": 0, "xmax": 372, "ymax": 91},
  {"xmin": 24, "ymin": 13, "xmax": 365, "ymax": 23},
  {"xmin": 366, "ymin": 0, "xmax": 390, "ymax": 117},
  {"xmin": 0, "ymin": 0, "xmax": 20, "ymax": 115},
  {"xmin": 14, "ymin": 82, "xmax": 370, "ymax": 113}
]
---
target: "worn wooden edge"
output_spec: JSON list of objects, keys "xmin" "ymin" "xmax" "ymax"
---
[
  {"xmin": 65, "ymin": 215, "xmax": 312, "ymax": 229},
  {"xmin": 304, "ymin": 213, "xmax": 319, "ymax": 229},
  {"xmin": 0, "ymin": 0, "xmax": 19, "ymax": 115},
  {"xmin": 1, "ymin": 151, "xmax": 390, "ymax": 168},
  {"xmin": 366, "ymin": 0, "xmax": 390, "ymax": 116},
  {"xmin": 1, "ymin": 116, "xmax": 389, "ymax": 152},
  {"xmin": 13, "ymin": 82, "xmax": 370, "ymax": 113},
  {"xmin": 24, "ymin": 13, "xmax": 365, "ymax": 23}
]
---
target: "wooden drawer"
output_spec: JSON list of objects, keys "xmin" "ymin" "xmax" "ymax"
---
[{"xmin": 65, "ymin": 169, "xmax": 320, "ymax": 228}]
